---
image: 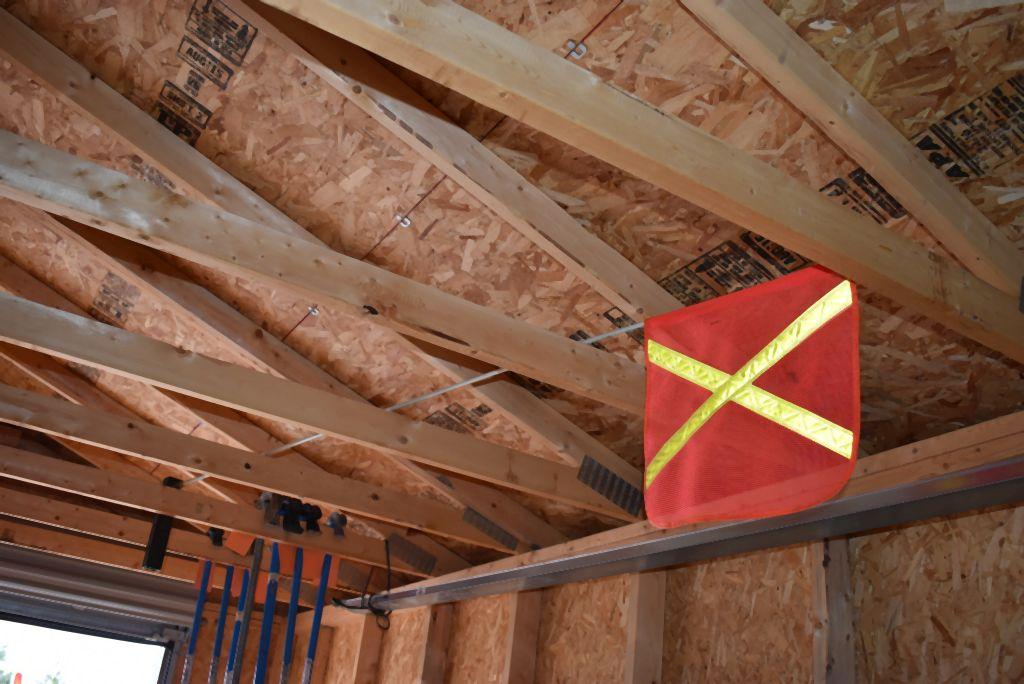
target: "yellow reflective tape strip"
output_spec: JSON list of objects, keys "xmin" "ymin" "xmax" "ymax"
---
[
  {"xmin": 645, "ymin": 281, "xmax": 853, "ymax": 488},
  {"xmin": 646, "ymin": 341, "xmax": 853, "ymax": 459}
]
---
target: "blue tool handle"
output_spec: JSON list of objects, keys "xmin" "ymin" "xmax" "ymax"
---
[
  {"xmin": 300, "ymin": 554, "xmax": 332, "ymax": 684},
  {"xmin": 222, "ymin": 568, "xmax": 250, "ymax": 684},
  {"xmin": 253, "ymin": 543, "xmax": 281, "ymax": 684},
  {"xmin": 279, "ymin": 547, "xmax": 303, "ymax": 684},
  {"xmin": 181, "ymin": 559, "xmax": 212, "ymax": 683},
  {"xmin": 207, "ymin": 565, "xmax": 234, "ymax": 684}
]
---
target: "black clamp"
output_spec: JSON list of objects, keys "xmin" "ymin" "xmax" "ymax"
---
[{"xmin": 143, "ymin": 477, "xmax": 184, "ymax": 571}]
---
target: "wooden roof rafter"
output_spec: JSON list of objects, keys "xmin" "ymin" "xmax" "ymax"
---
[
  {"xmin": 677, "ymin": 0, "xmax": 1022, "ymax": 295},
  {"xmin": 254, "ymin": 0, "xmax": 1024, "ymax": 363},
  {"xmin": 0, "ymin": 7, "xmax": 638, "ymax": 540},
  {"xmin": 0, "ymin": 382, "xmax": 510, "ymax": 559},
  {"xmin": 0, "ymin": 288, "xmax": 638, "ymax": 520},
  {"xmin": 232, "ymin": 0, "xmax": 681, "ymax": 320},
  {"xmin": 0, "ymin": 442, "xmax": 410, "ymax": 574},
  {"xmin": 0, "ymin": 245, "xmax": 468, "ymax": 572}
]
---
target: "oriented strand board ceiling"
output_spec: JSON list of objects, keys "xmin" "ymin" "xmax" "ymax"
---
[{"xmin": 0, "ymin": 0, "xmax": 1020, "ymax": 563}]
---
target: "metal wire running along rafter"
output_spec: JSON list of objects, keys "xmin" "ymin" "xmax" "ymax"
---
[{"xmin": 182, "ymin": 321, "xmax": 644, "ymax": 486}]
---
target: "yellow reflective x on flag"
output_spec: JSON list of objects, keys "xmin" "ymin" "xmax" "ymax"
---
[{"xmin": 645, "ymin": 280, "xmax": 855, "ymax": 489}]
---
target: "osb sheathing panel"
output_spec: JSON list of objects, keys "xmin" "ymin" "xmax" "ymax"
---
[
  {"xmin": 459, "ymin": 0, "xmax": 1023, "ymax": 453},
  {"xmin": 852, "ymin": 505, "xmax": 1024, "ymax": 683},
  {"xmin": 0, "ymin": 0, "xmax": 636, "ymax": 532},
  {"xmin": 2, "ymin": 0, "xmax": 442, "ymax": 258},
  {"xmin": 774, "ymin": 2, "xmax": 1024, "ymax": 139},
  {"xmin": 662, "ymin": 544, "xmax": 816, "ymax": 682},
  {"xmin": 444, "ymin": 593, "xmax": 513, "ymax": 683},
  {"xmin": 366, "ymin": 177, "xmax": 644, "ymax": 465},
  {"xmin": 322, "ymin": 618, "xmax": 363, "ymax": 684},
  {"xmin": 534, "ymin": 573, "xmax": 631, "ymax": 682},
  {"xmin": 376, "ymin": 606, "xmax": 430, "ymax": 684}
]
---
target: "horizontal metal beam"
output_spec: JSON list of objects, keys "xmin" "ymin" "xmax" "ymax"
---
[
  {"xmin": 348, "ymin": 454, "xmax": 1024, "ymax": 610},
  {"xmin": 0, "ymin": 543, "xmax": 196, "ymax": 626}
]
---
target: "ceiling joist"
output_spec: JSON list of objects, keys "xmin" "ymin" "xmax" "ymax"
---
[
  {"xmin": 0, "ymin": 381, "xmax": 512, "ymax": 557},
  {"xmin": 0, "ymin": 291, "xmax": 640, "ymax": 520}
]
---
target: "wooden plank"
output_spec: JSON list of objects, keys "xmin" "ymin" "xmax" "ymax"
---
[
  {"xmin": 0, "ymin": 10, "xmax": 637, "ymax": 521},
  {"xmin": 48, "ymin": 219, "xmax": 568, "ymax": 550},
  {"xmin": 0, "ymin": 237, "xmax": 469, "ymax": 569},
  {"xmin": 421, "ymin": 604, "xmax": 454, "ymax": 684},
  {"xmin": 678, "ymin": 0, "xmax": 1022, "ymax": 295},
  {"xmin": 811, "ymin": 538, "xmax": 856, "ymax": 683},
  {"xmin": 390, "ymin": 410, "xmax": 1024, "ymax": 592},
  {"xmin": 0, "ymin": 130, "xmax": 646, "ymax": 413},
  {"xmin": 254, "ymin": 0, "xmax": 1024, "ymax": 363},
  {"xmin": 0, "ymin": 485, "xmax": 334, "ymax": 604},
  {"xmin": 0, "ymin": 382, "xmax": 521, "ymax": 555},
  {"xmin": 0, "ymin": 516, "xmax": 351, "ymax": 604},
  {"xmin": 624, "ymin": 571, "xmax": 666, "ymax": 684},
  {"xmin": 351, "ymin": 614, "xmax": 385, "ymax": 684},
  {"xmin": 0, "ymin": 251, "xmax": 258, "ymax": 504},
  {"xmin": 0, "ymin": 293, "xmax": 637, "ymax": 520},
  {"xmin": 233, "ymin": 0, "xmax": 678, "ymax": 320},
  {"xmin": 501, "ymin": 591, "xmax": 542, "ymax": 684},
  {"xmin": 0, "ymin": 443, "xmax": 410, "ymax": 573}
]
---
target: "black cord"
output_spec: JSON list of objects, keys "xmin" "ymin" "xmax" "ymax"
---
[
  {"xmin": 344, "ymin": 539, "xmax": 393, "ymax": 630},
  {"xmin": 366, "ymin": 539, "xmax": 393, "ymax": 630}
]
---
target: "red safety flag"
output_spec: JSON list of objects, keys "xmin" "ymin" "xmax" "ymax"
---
[{"xmin": 643, "ymin": 267, "xmax": 859, "ymax": 528}]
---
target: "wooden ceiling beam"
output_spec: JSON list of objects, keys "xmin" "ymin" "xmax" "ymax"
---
[
  {"xmin": 0, "ymin": 382, "xmax": 520, "ymax": 558},
  {"xmin": 0, "ymin": 442, "xmax": 422, "ymax": 575},
  {"xmin": 255, "ymin": 0, "xmax": 1024, "ymax": 364},
  {"xmin": 0, "ymin": 290, "xmax": 638, "ymax": 521},
  {"xmin": 0, "ymin": 221, "xmax": 469, "ymax": 568},
  {"xmin": 234, "ymin": 0, "xmax": 679, "ymax": 320},
  {"xmin": 54, "ymin": 223, "xmax": 567, "ymax": 554},
  {"xmin": 0, "ymin": 9, "xmax": 632, "ymax": 540},
  {"xmin": 678, "ymin": 0, "xmax": 1022, "ymax": 295},
  {"xmin": 0, "ymin": 252, "xmax": 254, "ymax": 504},
  {"xmin": 0, "ymin": 130, "xmax": 646, "ymax": 412}
]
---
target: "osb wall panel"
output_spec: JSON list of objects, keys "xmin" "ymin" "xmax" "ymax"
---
[
  {"xmin": 322, "ymin": 618, "xmax": 363, "ymax": 684},
  {"xmin": 376, "ymin": 606, "xmax": 430, "ymax": 684},
  {"xmin": 662, "ymin": 544, "xmax": 816, "ymax": 682},
  {"xmin": 445, "ymin": 593, "xmax": 513, "ymax": 683},
  {"xmin": 852, "ymin": 505, "xmax": 1024, "ymax": 683},
  {"xmin": 535, "ymin": 574, "xmax": 631, "ymax": 683}
]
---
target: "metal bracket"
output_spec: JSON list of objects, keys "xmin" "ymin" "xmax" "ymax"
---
[{"xmin": 566, "ymin": 39, "xmax": 587, "ymax": 59}]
